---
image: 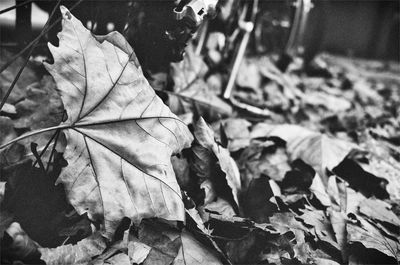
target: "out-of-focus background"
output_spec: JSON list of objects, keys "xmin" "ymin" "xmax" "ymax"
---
[
  {"xmin": 302, "ymin": 0, "xmax": 399, "ymax": 61},
  {"xmin": 1, "ymin": 0, "xmax": 399, "ymax": 61}
]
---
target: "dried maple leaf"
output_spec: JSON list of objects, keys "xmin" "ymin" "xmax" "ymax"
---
[{"xmin": 45, "ymin": 6, "xmax": 193, "ymax": 238}]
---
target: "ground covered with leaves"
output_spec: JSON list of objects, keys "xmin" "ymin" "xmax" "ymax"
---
[{"xmin": 1, "ymin": 6, "xmax": 400, "ymax": 265}]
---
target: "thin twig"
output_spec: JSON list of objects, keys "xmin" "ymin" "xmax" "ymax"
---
[{"xmin": 0, "ymin": 0, "xmax": 34, "ymax": 15}]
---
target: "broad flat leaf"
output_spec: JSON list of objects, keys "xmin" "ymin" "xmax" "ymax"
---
[
  {"xmin": 255, "ymin": 124, "xmax": 358, "ymax": 182},
  {"xmin": 45, "ymin": 7, "xmax": 193, "ymax": 238},
  {"xmin": 39, "ymin": 232, "xmax": 106, "ymax": 265},
  {"xmin": 358, "ymin": 198, "xmax": 400, "ymax": 227}
]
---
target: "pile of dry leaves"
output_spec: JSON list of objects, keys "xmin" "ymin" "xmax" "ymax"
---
[{"xmin": 1, "ymin": 6, "xmax": 400, "ymax": 265}]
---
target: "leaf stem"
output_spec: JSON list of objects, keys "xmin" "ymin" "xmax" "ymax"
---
[{"xmin": 0, "ymin": 116, "xmax": 186, "ymax": 150}]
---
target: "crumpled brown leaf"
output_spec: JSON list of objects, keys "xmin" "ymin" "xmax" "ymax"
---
[
  {"xmin": 45, "ymin": 6, "xmax": 193, "ymax": 238},
  {"xmin": 192, "ymin": 117, "xmax": 241, "ymax": 208},
  {"xmin": 298, "ymin": 207, "xmax": 341, "ymax": 252}
]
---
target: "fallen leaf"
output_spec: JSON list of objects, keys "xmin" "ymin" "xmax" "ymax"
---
[
  {"xmin": 358, "ymin": 198, "xmax": 400, "ymax": 227},
  {"xmin": 1, "ymin": 102, "xmax": 17, "ymax": 116},
  {"xmin": 221, "ymin": 118, "xmax": 251, "ymax": 152},
  {"xmin": 39, "ymin": 231, "xmax": 106, "ymax": 265},
  {"xmin": 347, "ymin": 215, "xmax": 400, "ymax": 260},
  {"xmin": 328, "ymin": 209, "xmax": 347, "ymax": 261},
  {"xmin": 310, "ymin": 173, "xmax": 332, "ymax": 207},
  {"xmin": 225, "ymin": 229, "xmax": 268, "ymax": 264},
  {"xmin": 168, "ymin": 44, "xmax": 231, "ymax": 121},
  {"xmin": 171, "ymin": 44, "xmax": 208, "ymax": 92},
  {"xmin": 128, "ymin": 239, "xmax": 151, "ymax": 264},
  {"xmin": 298, "ymin": 207, "xmax": 340, "ymax": 252},
  {"xmin": 138, "ymin": 220, "xmax": 182, "ymax": 265},
  {"xmin": 236, "ymin": 58, "xmax": 262, "ymax": 91},
  {"xmin": 192, "ymin": 118, "xmax": 241, "ymax": 208},
  {"xmin": 45, "ymin": 6, "xmax": 193, "ymax": 238},
  {"xmin": 167, "ymin": 79, "xmax": 233, "ymax": 121},
  {"xmin": 269, "ymin": 212, "xmax": 308, "ymax": 236},
  {"xmin": 204, "ymin": 196, "xmax": 236, "ymax": 217},
  {"xmin": 262, "ymin": 124, "xmax": 358, "ymax": 182},
  {"xmin": 102, "ymin": 253, "xmax": 130, "ymax": 264},
  {"xmin": 345, "ymin": 187, "xmax": 367, "ymax": 214},
  {"xmin": 173, "ymin": 230, "xmax": 222, "ymax": 265},
  {"xmin": 303, "ymin": 91, "xmax": 352, "ymax": 113}
]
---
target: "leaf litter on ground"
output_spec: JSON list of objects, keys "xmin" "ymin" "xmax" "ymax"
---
[{"xmin": 1, "ymin": 6, "xmax": 400, "ymax": 265}]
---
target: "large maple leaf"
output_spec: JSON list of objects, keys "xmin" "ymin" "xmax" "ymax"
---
[{"xmin": 45, "ymin": 6, "xmax": 193, "ymax": 238}]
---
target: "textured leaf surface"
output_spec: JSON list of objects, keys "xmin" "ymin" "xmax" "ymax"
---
[
  {"xmin": 46, "ymin": 6, "xmax": 193, "ymax": 238},
  {"xmin": 193, "ymin": 118, "xmax": 241, "ymax": 207},
  {"xmin": 255, "ymin": 124, "xmax": 358, "ymax": 181},
  {"xmin": 347, "ymin": 216, "xmax": 400, "ymax": 260},
  {"xmin": 39, "ymin": 232, "xmax": 106, "ymax": 265},
  {"xmin": 173, "ymin": 230, "xmax": 222, "ymax": 265}
]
